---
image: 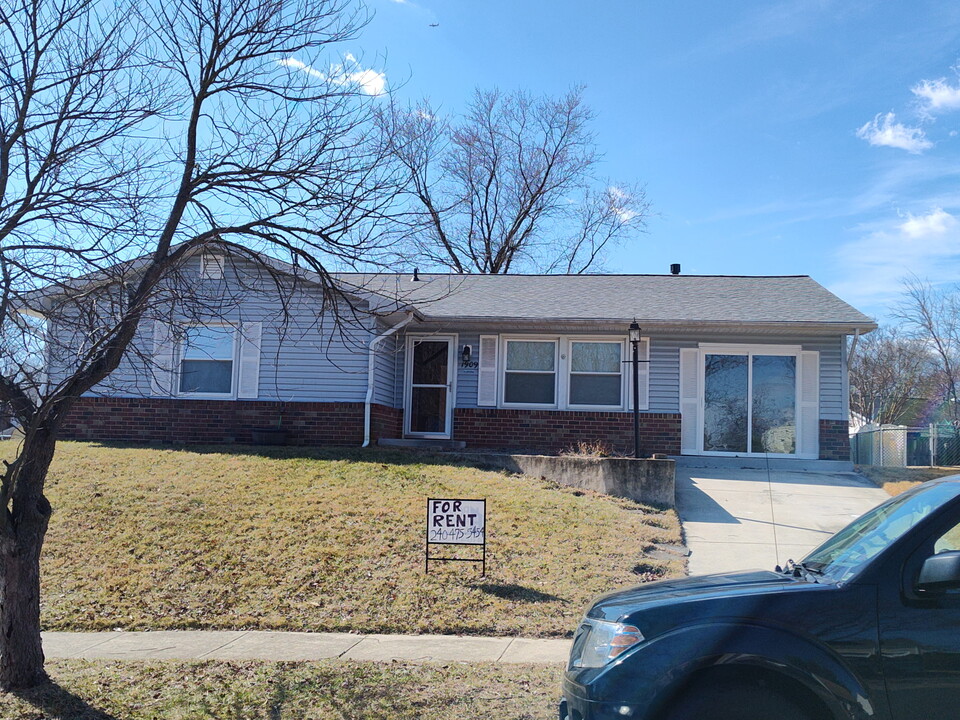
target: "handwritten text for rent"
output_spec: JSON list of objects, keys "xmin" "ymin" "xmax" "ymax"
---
[{"xmin": 427, "ymin": 499, "xmax": 486, "ymax": 545}]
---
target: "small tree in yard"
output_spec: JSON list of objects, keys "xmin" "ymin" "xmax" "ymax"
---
[
  {"xmin": 0, "ymin": 0, "xmax": 395, "ymax": 688},
  {"xmin": 897, "ymin": 279, "xmax": 960, "ymax": 425},
  {"xmin": 376, "ymin": 88, "xmax": 650, "ymax": 274},
  {"xmin": 849, "ymin": 325, "xmax": 939, "ymax": 425}
]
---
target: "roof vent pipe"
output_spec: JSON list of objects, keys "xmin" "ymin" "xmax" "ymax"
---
[
  {"xmin": 670, "ymin": 263, "xmax": 681, "ymax": 275},
  {"xmin": 413, "ymin": 268, "xmax": 420, "ymax": 281}
]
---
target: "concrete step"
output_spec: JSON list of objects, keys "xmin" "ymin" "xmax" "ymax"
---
[
  {"xmin": 378, "ymin": 438, "xmax": 467, "ymax": 450},
  {"xmin": 672, "ymin": 455, "xmax": 854, "ymax": 472}
]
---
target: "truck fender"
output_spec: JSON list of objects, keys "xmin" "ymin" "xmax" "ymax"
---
[{"xmin": 594, "ymin": 621, "xmax": 881, "ymax": 720}]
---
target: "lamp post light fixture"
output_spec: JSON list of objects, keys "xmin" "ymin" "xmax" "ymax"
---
[{"xmin": 629, "ymin": 320, "xmax": 642, "ymax": 459}]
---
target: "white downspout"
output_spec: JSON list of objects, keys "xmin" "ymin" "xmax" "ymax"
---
[
  {"xmin": 363, "ymin": 311, "xmax": 415, "ymax": 447},
  {"xmin": 847, "ymin": 328, "xmax": 861, "ymax": 369}
]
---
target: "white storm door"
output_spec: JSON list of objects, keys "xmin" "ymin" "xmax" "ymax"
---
[{"xmin": 405, "ymin": 336, "xmax": 456, "ymax": 438}]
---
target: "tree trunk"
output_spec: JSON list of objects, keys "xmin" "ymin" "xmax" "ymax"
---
[
  {"xmin": 0, "ymin": 428, "xmax": 55, "ymax": 689},
  {"xmin": 0, "ymin": 528, "xmax": 48, "ymax": 688}
]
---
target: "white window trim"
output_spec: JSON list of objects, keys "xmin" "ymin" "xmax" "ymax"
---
[
  {"xmin": 500, "ymin": 336, "xmax": 560, "ymax": 409},
  {"xmin": 176, "ymin": 323, "xmax": 239, "ymax": 399},
  {"xmin": 497, "ymin": 334, "xmax": 643, "ymax": 411},
  {"xmin": 566, "ymin": 337, "xmax": 628, "ymax": 411},
  {"xmin": 697, "ymin": 342, "xmax": 805, "ymax": 458}
]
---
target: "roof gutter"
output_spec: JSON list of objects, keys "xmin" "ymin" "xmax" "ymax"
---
[{"xmin": 362, "ymin": 310, "xmax": 416, "ymax": 448}]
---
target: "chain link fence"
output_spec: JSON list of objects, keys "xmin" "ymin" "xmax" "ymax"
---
[{"xmin": 851, "ymin": 424, "xmax": 960, "ymax": 467}]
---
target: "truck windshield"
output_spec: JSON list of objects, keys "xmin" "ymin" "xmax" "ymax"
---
[{"xmin": 802, "ymin": 482, "xmax": 960, "ymax": 584}]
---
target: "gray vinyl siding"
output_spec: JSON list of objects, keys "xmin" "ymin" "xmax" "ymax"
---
[
  {"xmin": 70, "ymin": 255, "xmax": 377, "ymax": 403},
  {"xmin": 455, "ymin": 332, "xmax": 480, "ymax": 408},
  {"xmin": 372, "ymin": 330, "xmax": 399, "ymax": 407},
  {"xmin": 647, "ymin": 334, "xmax": 846, "ymax": 420},
  {"xmin": 438, "ymin": 329, "xmax": 846, "ymax": 420},
  {"xmin": 50, "ymin": 257, "xmax": 850, "ymax": 420}
]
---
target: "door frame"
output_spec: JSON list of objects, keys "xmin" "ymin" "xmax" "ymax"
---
[
  {"xmin": 698, "ymin": 344, "xmax": 802, "ymax": 458},
  {"xmin": 403, "ymin": 334, "xmax": 458, "ymax": 438}
]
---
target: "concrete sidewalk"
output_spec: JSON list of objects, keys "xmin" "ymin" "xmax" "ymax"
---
[{"xmin": 42, "ymin": 630, "xmax": 571, "ymax": 664}]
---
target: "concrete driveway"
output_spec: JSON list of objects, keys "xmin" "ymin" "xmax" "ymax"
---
[{"xmin": 676, "ymin": 459, "xmax": 890, "ymax": 575}]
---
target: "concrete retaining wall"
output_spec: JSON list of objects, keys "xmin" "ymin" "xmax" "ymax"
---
[{"xmin": 460, "ymin": 453, "xmax": 675, "ymax": 507}]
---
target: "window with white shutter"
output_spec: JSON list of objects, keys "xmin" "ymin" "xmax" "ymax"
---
[
  {"xmin": 799, "ymin": 351, "xmax": 820, "ymax": 459},
  {"xmin": 178, "ymin": 326, "xmax": 235, "ymax": 395},
  {"xmin": 237, "ymin": 322, "xmax": 262, "ymax": 399},
  {"xmin": 680, "ymin": 348, "xmax": 700, "ymax": 454},
  {"xmin": 477, "ymin": 335, "xmax": 498, "ymax": 406}
]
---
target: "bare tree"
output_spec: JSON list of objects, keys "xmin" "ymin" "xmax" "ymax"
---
[
  {"xmin": 849, "ymin": 325, "xmax": 939, "ymax": 424},
  {"xmin": 897, "ymin": 278, "xmax": 960, "ymax": 424},
  {"xmin": 0, "ymin": 0, "xmax": 397, "ymax": 688},
  {"xmin": 377, "ymin": 88, "xmax": 649, "ymax": 274}
]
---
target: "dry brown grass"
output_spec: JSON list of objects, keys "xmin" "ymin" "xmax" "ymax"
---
[
  {"xmin": 856, "ymin": 465, "xmax": 960, "ymax": 496},
  {"xmin": 0, "ymin": 659, "xmax": 562, "ymax": 719},
  {"xmin": 559, "ymin": 440, "xmax": 617, "ymax": 457},
  {"xmin": 29, "ymin": 442, "xmax": 683, "ymax": 637}
]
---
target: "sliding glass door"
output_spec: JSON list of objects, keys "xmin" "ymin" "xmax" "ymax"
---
[{"xmin": 703, "ymin": 352, "xmax": 797, "ymax": 456}]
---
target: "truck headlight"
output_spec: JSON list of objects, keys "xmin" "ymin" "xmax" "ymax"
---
[{"xmin": 571, "ymin": 620, "xmax": 644, "ymax": 668}]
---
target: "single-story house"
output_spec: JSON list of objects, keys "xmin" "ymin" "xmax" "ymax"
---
[{"xmin": 40, "ymin": 250, "xmax": 877, "ymax": 460}]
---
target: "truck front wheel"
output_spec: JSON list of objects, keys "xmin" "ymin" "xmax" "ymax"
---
[{"xmin": 660, "ymin": 679, "xmax": 814, "ymax": 720}]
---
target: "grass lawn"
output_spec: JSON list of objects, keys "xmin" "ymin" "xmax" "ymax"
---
[
  {"xmin": 0, "ymin": 660, "xmax": 562, "ymax": 719},
  {"xmin": 856, "ymin": 464, "xmax": 960, "ymax": 496},
  {"xmin": 33, "ymin": 441, "xmax": 683, "ymax": 637}
]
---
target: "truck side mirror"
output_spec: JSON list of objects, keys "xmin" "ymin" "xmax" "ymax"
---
[{"xmin": 917, "ymin": 551, "xmax": 960, "ymax": 593}]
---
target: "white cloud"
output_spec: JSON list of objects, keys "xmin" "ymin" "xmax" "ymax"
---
[
  {"xmin": 899, "ymin": 207, "xmax": 957, "ymax": 238},
  {"xmin": 830, "ymin": 208, "xmax": 960, "ymax": 316},
  {"xmin": 278, "ymin": 58, "xmax": 324, "ymax": 79},
  {"xmin": 278, "ymin": 56, "xmax": 386, "ymax": 96},
  {"xmin": 856, "ymin": 112, "xmax": 932, "ymax": 153},
  {"xmin": 607, "ymin": 186, "xmax": 637, "ymax": 223},
  {"xmin": 913, "ymin": 77, "xmax": 960, "ymax": 115}
]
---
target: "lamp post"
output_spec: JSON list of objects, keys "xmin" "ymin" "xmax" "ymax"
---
[{"xmin": 629, "ymin": 320, "xmax": 641, "ymax": 459}]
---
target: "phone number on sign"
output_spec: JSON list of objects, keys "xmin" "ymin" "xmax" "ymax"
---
[{"xmin": 429, "ymin": 526, "xmax": 485, "ymax": 542}]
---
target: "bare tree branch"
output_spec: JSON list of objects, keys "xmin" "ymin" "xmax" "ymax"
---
[
  {"xmin": 0, "ymin": 0, "xmax": 400, "ymax": 688},
  {"xmin": 896, "ymin": 277, "xmax": 960, "ymax": 425},
  {"xmin": 377, "ymin": 87, "xmax": 649, "ymax": 274}
]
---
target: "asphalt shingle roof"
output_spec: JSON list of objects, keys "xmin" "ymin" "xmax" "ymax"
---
[{"xmin": 336, "ymin": 273, "xmax": 876, "ymax": 329}]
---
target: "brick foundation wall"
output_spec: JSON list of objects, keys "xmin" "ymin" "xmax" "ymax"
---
[
  {"xmin": 452, "ymin": 409, "xmax": 681, "ymax": 456},
  {"xmin": 370, "ymin": 403, "xmax": 403, "ymax": 442},
  {"xmin": 819, "ymin": 419, "xmax": 851, "ymax": 461},
  {"xmin": 60, "ymin": 397, "xmax": 401, "ymax": 446}
]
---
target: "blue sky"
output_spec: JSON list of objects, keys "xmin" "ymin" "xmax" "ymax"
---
[{"xmin": 346, "ymin": 0, "xmax": 960, "ymax": 322}]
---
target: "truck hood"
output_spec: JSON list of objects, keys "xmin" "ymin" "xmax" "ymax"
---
[{"xmin": 586, "ymin": 569, "xmax": 817, "ymax": 623}]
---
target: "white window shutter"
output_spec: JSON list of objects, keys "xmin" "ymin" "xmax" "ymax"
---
[
  {"xmin": 477, "ymin": 335, "xmax": 498, "ymax": 406},
  {"xmin": 680, "ymin": 348, "xmax": 700, "ymax": 454},
  {"xmin": 627, "ymin": 339, "xmax": 650, "ymax": 410},
  {"xmin": 799, "ymin": 351, "xmax": 820, "ymax": 458},
  {"xmin": 237, "ymin": 322, "xmax": 262, "ymax": 399},
  {"xmin": 151, "ymin": 321, "xmax": 175, "ymax": 397}
]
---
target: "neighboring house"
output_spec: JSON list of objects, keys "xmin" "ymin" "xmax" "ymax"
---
[{"xmin": 37, "ymin": 250, "xmax": 877, "ymax": 461}]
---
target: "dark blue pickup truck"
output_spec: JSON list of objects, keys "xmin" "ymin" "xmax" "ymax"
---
[{"xmin": 560, "ymin": 477, "xmax": 960, "ymax": 720}]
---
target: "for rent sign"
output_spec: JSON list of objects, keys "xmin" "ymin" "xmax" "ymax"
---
[
  {"xmin": 425, "ymin": 498, "xmax": 487, "ymax": 575},
  {"xmin": 427, "ymin": 499, "xmax": 485, "ymax": 544}
]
